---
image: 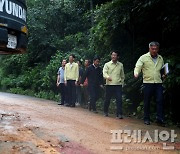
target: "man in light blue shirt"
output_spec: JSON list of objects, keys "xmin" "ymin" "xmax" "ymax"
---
[{"xmin": 56, "ymin": 59, "xmax": 67, "ymax": 105}]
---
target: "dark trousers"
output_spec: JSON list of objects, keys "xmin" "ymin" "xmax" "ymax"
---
[
  {"xmin": 66, "ymin": 80, "xmax": 76, "ymax": 106},
  {"xmin": 82, "ymin": 86, "xmax": 89, "ymax": 107},
  {"xmin": 88, "ymin": 85, "xmax": 99, "ymax": 111},
  {"xmin": 143, "ymin": 83, "xmax": 164, "ymax": 121},
  {"xmin": 59, "ymin": 83, "xmax": 66, "ymax": 104},
  {"xmin": 76, "ymin": 85, "xmax": 82, "ymax": 104},
  {"xmin": 104, "ymin": 85, "xmax": 122, "ymax": 116}
]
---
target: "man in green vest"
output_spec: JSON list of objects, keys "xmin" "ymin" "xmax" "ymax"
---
[
  {"xmin": 134, "ymin": 41, "xmax": 165, "ymax": 126},
  {"xmin": 103, "ymin": 51, "xmax": 125, "ymax": 119},
  {"xmin": 64, "ymin": 54, "xmax": 79, "ymax": 107}
]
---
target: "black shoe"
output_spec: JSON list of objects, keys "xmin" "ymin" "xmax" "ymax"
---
[
  {"xmin": 58, "ymin": 103, "xmax": 64, "ymax": 105},
  {"xmin": 144, "ymin": 120, "xmax": 150, "ymax": 125},
  {"xmin": 156, "ymin": 120, "xmax": 166, "ymax": 127},
  {"xmin": 116, "ymin": 115, "xmax": 123, "ymax": 119},
  {"xmin": 93, "ymin": 110, "xmax": 98, "ymax": 113},
  {"xmin": 104, "ymin": 113, "xmax": 108, "ymax": 117},
  {"xmin": 70, "ymin": 104, "xmax": 75, "ymax": 107}
]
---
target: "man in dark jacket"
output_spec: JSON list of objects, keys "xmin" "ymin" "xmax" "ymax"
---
[{"xmin": 80, "ymin": 56, "xmax": 104, "ymax": 113}]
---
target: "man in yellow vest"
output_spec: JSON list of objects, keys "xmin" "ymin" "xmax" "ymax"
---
[
  {"xmin": 64, "ymin": 54, "xmax": 79, "ymax": 107},
  {"xmin": 103, "ymin": 51, "xmax": 125, "ymax": 119},
  {"xmin": 134, "ymin": 41, "xmax": 165, "ymax": 126}
]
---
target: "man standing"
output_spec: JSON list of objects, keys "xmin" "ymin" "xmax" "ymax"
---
[
  {"xmin": 134, "ymin": 41, "xmax": 165, "ymax": 126},
  {"xmin": 103, "ymin": 51, "xmax": 125, "ymax": 119},
  {"xmin": 80, "ymin": 57, "xmax": 103, "ymax": 113},
  {"xmin": 64, "ymin": 54, "xmax": 79, "ymax": 107},
  {"xmin": 56, "ymin": 59, "xmax": 67, "ymax": 105},
  {"xmin": 76, "ymin": 60, "xmax": 83, "ymax": 106},
  {"xmin": 81, "ymin": 59, "xmax": 90, "ymax": 108}
]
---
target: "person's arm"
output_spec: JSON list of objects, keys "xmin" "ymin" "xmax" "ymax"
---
[
  {"xmin": 121, "ymin": 64, "xmax": 125, "ymax": 85},
  {"xmin": 78, "ymin": 69, "xmax": 83, "ymax": 84},
  {"xmin": 80, "ymin": 67, "xmax": 89, "ymax": 86},
  {"xmin": 103, "ymin": 63, "xmax": 112, "ymax": 81},
  {"xmin": 99, "ymin": 68, "xmax": 104, "ymax": 87},
  {"xmin": 75, "ymin": 64, "xmax": 79, "ymax": 85},
  {"xmin": 134, "ymin": 56, "xmax": 143, "ymax": 78},
  {"xmin": 56, "ymin": 68, "xmax": 60, "ymax": 86},
  {"xmin": 161, "ymin": 57, "xmax": 167, "ymax": 79},
  {"xmin": 64, "ymin": 65, "xmax": 67, "ymax": 85},
  {"xmin": 56, "ymin": 74, "xmax": 60, "ymax": 86}
]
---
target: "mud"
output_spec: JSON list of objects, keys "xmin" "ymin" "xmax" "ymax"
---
[{"xmin": 0, "ymin": 92, "xmax": 179, "ymax": 154}]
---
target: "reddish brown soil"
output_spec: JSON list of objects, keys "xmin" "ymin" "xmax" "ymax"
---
[{"xmin": 0, "ymin": 92, "xmax": 179, "ymax": 154}]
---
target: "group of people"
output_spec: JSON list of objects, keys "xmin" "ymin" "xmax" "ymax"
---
[{"xmin": 56, "ymin": 41, "xmax": 166, "ymax": 126}]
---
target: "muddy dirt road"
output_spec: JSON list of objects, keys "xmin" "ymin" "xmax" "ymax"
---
[{"xmin": 0, "ymin": 92, "xmax": 179, "ymax": 154}]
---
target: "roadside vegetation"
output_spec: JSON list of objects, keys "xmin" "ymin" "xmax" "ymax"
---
[{"xmin": 0, "ymin": 0, "xmax": 179, "ymax": 126}]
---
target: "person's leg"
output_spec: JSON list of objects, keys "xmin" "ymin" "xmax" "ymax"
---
[
  {"xmin": 88, "ymin": 86, "xmax": 95, "ymax": 111},
  {"xmin": 85, "ymin": 86, "xmax": 90, "ymax": 108},
  {"xmin": 64, "ymin": 83, "xmax": 68, "ymax": 105},
  {"xmin": 104, "ymin": 86, "xmax": 113, "ymax": 116},
  {"xmin": 82, "ymin": 86, "xmax": 88, "ymax": 108},
  {"xmin": 114, "ymin": 85, "xmax": 123, "ymax": 118},
  {"xmin": 143, "ymin": 83, "xmax": 154, "ymax": 124},
  {"xmin": 58, "ymin": 84, "xmax": 62, "ymax": 104},
  {"xmin": 60, "ymin": 83, "xmax": 65, "ymax": 105},
  {"xmin": 76, "ymin": 86, "xmax": 81, "ymax": 106},
  {"xmin": 66, "ymin": 80, "xmax": 71, "ymax": 106},
  {"xmin": 76, "ymin": 86, "xmax": 78, "ymax": 104},
  {"xmin": 155, "ymin": 84, "xmax": 164, "ymax": 122},
  {"xmin": 58, "ymin": 83, "xmax": 65, "ymax": 105},
  {"xmin": 78, "ymin": 86, "xmax": 82, "ymax": 105},
  {"xmin": 71, "ymin": 80, "xmax": 76, "ymax": 107},
  {"xmin": 92, "ymin": 86, "xmax": 100, "ymax": 112}
]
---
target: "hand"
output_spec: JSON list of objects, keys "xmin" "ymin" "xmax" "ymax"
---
[
  {"xmin": 64, "ymin": 81, "xmax": 67, "ymax": 86},
  {"xmin": 56, "ymin": 82, "xmax": 60, "ymax": 87},
  {"xmin": 107, "ymin": 77, "xmax": 112, "ymax": 81},
  {"xmin": 134, "ymin": 74, "xmax": 138, "ymax": 78},
  {"xmin": 100, "ymin": 85, "xmax": 104, "ymax": 89},
  {"xmin": 80, "ymin": 84, "xmax": 83, "ymax": 87},
  {"xmin": 162, "ymin": 74, "xmax": 166, "ymax": 79}
]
